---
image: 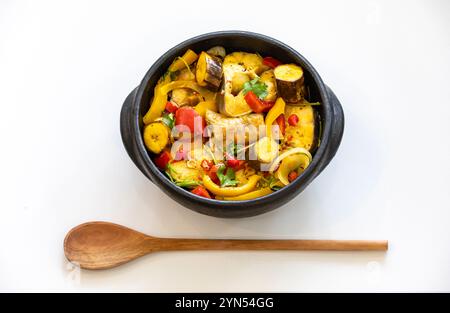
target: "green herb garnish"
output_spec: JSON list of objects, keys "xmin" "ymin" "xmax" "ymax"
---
[
  {"xmin": 242, "ymin": 77, "xmax": 268, "ymax": 100},
  {"xmin": 161, "ymin": 112, "xmax": 175, "ymax": 129},
  {"xmin": 216, "ymin": 165, "xmax": 238, "ymax": 187}
]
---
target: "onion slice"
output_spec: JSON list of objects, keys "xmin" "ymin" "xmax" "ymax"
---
[{"xmin": 268, "ymin": 147, "xmax": 312, "ymax": 173}]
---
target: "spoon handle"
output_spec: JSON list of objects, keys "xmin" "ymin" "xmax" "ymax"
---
[{"xmin": 152, "ymin": 238, "xmax": 388, "ymax": 251}]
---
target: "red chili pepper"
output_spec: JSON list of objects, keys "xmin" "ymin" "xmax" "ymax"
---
[
  {"xmin": 200, "ymin": 159, "xmax": 214, "ymax": 171},
  {"xmin": 191, "ymin": 185, "xmax": 211, "ymax": 198},
  {"xmin": 263, "ymin": 57, "xmax": 282, "ymax": 69},
  {"xmin": 275, "ymin": 114, "xmax": 286, "ymax": 136},
  {"xmin": 175, "ymin": 107, "xmax": 205, "ymax": 135},
  {"xmin": 224, "ymin": 153, "xmax": 245, "ymax": 170},
  {"xmin": 244, "ymin": 91, "xmax": 275, "ymax": 113},
  {"xmin": 154, "ymin": 150, "xmax": 172, "ymax": 170},
  {"xmin": 288, "ymin": 171, "xmax": 298, "ymax": 182},
  {"xmin": 227, "ymin": 159, "xmax": 245, "ymax": 170},
  {"xmin": 288, "ymin": 114, "xmax": 299, "ymax": 126},
  {"xmin": 165, "ymin": 101, "xmax": 179, "ymax": 113},
  {"xmin": 208, "ymin": 164, "xmax": 221, "ymax": 185}
]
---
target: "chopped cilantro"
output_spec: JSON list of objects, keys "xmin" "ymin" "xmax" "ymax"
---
[
  {"xmin": 216, "ymin": 165, "xmax": 238, "ymax": 187},
  {"xmin": 242, "ymin": 77, "xmax": 268, "ymax": 100}
]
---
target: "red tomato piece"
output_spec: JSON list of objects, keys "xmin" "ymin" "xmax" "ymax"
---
[
  {"xmin": 154, "ymin": 150, "xmax": 172, "ymax": 169},
  {"xmin": 175, "ymin": 107, "xmax": 205, "ymax": 134},
  {"xmin": 165, "ymin": 101, "xmax": 179, "ymax": 113},
  {"xmin": 244, "ymin": 91, "xmax": 275, "ymax": 113},
  {"xmin": 191, "ymin": 186, "xmax": 211, "ymax": 198},
  {"xmin": 263, "ymin": 57, "xmax": 282, "ymax": 69}
]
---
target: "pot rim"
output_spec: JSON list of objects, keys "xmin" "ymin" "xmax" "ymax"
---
[{"xmin": 131, "ymin": 31, "xmax": 333, "ymax": 207}]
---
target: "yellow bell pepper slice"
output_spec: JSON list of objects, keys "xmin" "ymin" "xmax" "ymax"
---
[
  {"xmin": 202, "ymin": 175, "xmax": 261, "ymax": 197},
  {"xmin": 194, "ymin": 101, "xmax": 218, "ymax": 118},
  {"xmin": 168, "ymin": 49, "xmax": 198, "ymax": 72},
  {"xmin": 265, "ymin": 97, "xmax": 286, "ymax": 138},
  {"xmin": 143, "ymin": 80, "xmax": 217, "ymax": 124},
  {"xmin": 222, "ymin": 187, "xmax": 273, "ymax": 201}
]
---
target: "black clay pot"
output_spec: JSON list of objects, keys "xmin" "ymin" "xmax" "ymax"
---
[{"xmin": 120, "ymin": 31, "xmax": 344, "ymax": 218}]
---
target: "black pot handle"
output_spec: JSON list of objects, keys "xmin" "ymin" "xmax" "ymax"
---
[
  {"xmin": 120, "ymin": 87, "xmax": 154, "ymax": 181},
  {"xmin": 317, "ymin": 86, "xmax": 345, "ymax": 173}
]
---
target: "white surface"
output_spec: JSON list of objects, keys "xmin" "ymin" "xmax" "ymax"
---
[{"xmin": 0, "ymin": 0, "xmax": 449, "ymax": 292}]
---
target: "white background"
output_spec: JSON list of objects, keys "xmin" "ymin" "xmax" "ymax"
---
[{"xmin": 1, "ymin": 0, "xmax": 449, "ymax": 292}]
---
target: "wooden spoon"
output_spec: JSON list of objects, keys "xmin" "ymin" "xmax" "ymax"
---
[{"xmin": 64, "ymin": 221, "xmax": 388, "ymax": 270}]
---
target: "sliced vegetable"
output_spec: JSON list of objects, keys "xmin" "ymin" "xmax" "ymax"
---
[
  {"xmin": 175, "ymin": 107, "xmax": 205, "ymax": 134},
  {"xmin": 143, "ymin": 122, "xmax": 170, "ymax": 154},
  {"xmin": 275, "ymin": 153, "xmax": 311, "ymax": 185},
  {"xmin": 206, "ymin": 46, "xmax": 226, "ymax": 59},
  {"xmin": 263, "ymin": 57, "xmax": 282, "ymax": 69},
  {"xmin": 196, "ymin": 52, "xmax": 223, "ymax": 90},
  {"xmin": 254, "ymin": 136, "xmax": 279, "ymax": 163},
  {"xmin": 165, "ymin": 101, "xmax": 179, "ymax": 113},
  {"xmin": 167, "ymin": 161, "xmax": 202, "ymax": 183},
  {"xmin": 207, "ymin": 164, "xmax": 222, "ymax": 185},
  {"xmin": 220, "ymin": 89, "xmax": 253, "ymax": 117},
  {"xmin": 176, "ymin": 180, "xmax": 201, "ymax": 188},
  {"xmin": 162, "ymin": 81, "xmax": 216, "ymax": 102},
  {"xmin": 265, "ymin": 97, "xmax": 286, "ymax": 138},
  {"xmin": 234, "ymin": 166, "xmax": 256, "ymax": 185},
  {"xmin": 275, "ymin": 114, "xmax": 286, "ymax": 136},
  {"xmin": 168, "ymin": 49, "xmax": 198, "ymax": 72},
  {"xmin": 194, "ymin": 101, "xmax": 218, "ymax": 118},
  {"xmin": 223, "ymin": 187, "xmax": 273, "ymax": 201},
  {"xmin": 176, "ymin": 67, "xmax": 196, "ymax": 81},
  {"xmin": 223, "ymin": 52, "xmax": 267, "ymax": 75},
  {"xmin": 231, "ymin": 72, "xmax": 250, "ymax": 94},
  {"xmin": 268, "ymin": 147, "xmax": 312, "ymax": 173},
  {"xmin": 154, "ymin": 150, "xmax": 172, "ymax": 169},
  {"xmin": 225, "ymin": 156, "xmax": 244, "ymax": 171},
  {"xmin": 259, "ymin": 70, "xmax": 278, "ymax": 101},
  {"xmin": 202, "ymin": 174, "xmax": 261, "ymax": 197},
  {"xmin": 219, "ymin": 52, "xmax": 267, "ymax": 117},
  {"xmin": 191, "ymin": 185, "xmax": 211, "ymax": 198},
  {"xmin": 244, "ymin": 91, "xmax": 275, "ymax": 113},
  {"xmin": 171, "ymin": 88, "xmax": 202, "ymax": 107},
  {"xmin": 274, "ymin": 64, "xmax": 304, "ymax": 103},
  {"xmin": 143, "ymin": 80, "xmax": 215, "ymax": 125},
  {"xmin": 284, "ymin": 104, "xmax": 318, "ymax": 151},
  {"xmin": 143, "ymin": 86, "xmax": 169, "ymax": 125}
]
